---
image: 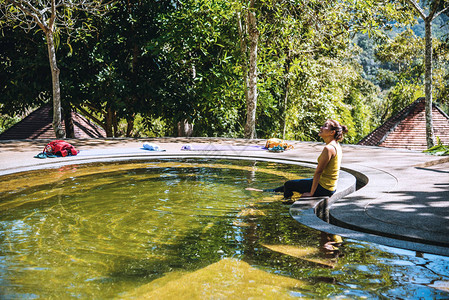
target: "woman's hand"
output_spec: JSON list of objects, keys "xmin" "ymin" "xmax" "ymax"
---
[{"xmin": 301, "ymin": 192, "xmax": 313, "ymax": 197}]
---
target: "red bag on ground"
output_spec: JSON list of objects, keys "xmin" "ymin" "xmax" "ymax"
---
[{"xmin": 43, "ymin": 140, "xmax": 78, "ymax": 157}]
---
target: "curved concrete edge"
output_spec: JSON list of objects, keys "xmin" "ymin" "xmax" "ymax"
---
[
  {"xmin": 329, "ymin": 163, "xmax": 449, "ymax": 250},
  {"xmin": 290, "ymin": 206, "xmax": 449, "ymax": 257},
  {"xmin": 0, "ymin": 152, "xmax": 321, "ymax": 176},
  {"xmin": 289, "ymin": 161, "xmax": 449, "ymax": 257}
]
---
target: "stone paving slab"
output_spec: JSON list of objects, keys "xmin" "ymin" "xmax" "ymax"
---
[{"xmin": 1, "ymin": 138, "xmax": 448, "ymax": 256}]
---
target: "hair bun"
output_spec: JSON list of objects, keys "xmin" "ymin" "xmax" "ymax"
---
[{"xmin": 326, "ymin": 119, "xmax": 348, "ymax": 141}]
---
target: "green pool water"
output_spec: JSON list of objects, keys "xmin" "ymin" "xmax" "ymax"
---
[{"xmin": 0, "ymin": 159, "xmax": 448, "ymax": 299}]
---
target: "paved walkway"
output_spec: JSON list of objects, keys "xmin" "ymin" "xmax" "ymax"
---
[{"xmin": 1, "ymin": 138, "xmax": 448, "ymax": 256}]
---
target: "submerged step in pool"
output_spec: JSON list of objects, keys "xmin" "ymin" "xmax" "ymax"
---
[{"xmin": 0, "ymin": 159, "xmax": 448, "ymax": 299}]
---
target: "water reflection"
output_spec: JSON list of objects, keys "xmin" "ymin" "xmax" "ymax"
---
[{"xmin": 320, "ymin": 232, "xmax": 344, "ymax": 260}]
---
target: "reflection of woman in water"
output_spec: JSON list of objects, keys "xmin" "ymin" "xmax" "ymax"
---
[{"xmin": 249, "ymin": 120, "xmax": 348, "ymax": 200}]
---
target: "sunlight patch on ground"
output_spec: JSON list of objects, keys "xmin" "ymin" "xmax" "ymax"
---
[
  {"xmin": 123, "ymin": 258, "xmax": 304, "ymax": 299},
  {"xmin": 262, "ymin": 244, "xmax": 336, "ymax": 268}
]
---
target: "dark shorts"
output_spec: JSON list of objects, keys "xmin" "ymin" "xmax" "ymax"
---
[{"xmin": 265, "ymin": 178, "xmax": 335, "ymax": 199}]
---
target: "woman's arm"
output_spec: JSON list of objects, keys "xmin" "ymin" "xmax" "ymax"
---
[{"xmin": 302, "ymin": 145, "xmax": 335, "ymax": 197}]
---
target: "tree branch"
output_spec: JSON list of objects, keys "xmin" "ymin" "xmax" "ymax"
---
[
  {"xmin": 7, "ymin": 0, "xmax": 40, "ymax": 17},
  {"xmin": 48, "ymin": 0, "xmax": 56, "ymax": 29},
  {"xmin": 428, "ymin": 0, "xmax": 441, "ymax": 20},
  {"xmin": 433, "ymin": 5, "xmax": 449, "ymax": 20},
  {"xmin": 2, "ymin": 0, "xmax": 113, "ymax": 33},
  {"xmin": 75, "ymin": 104, "xmax": 106, "ymax": 129},
  {"xmin": 4, "ymin": 0, "xmax": 46, "ymax": 30},
  {"xmin": 404, "ymin": 0, "xmax": 427, "ymax": 19}
]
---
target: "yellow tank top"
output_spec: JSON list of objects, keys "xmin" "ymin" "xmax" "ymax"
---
[{"xmin": 318, "ymin": 142, "xmax": 342, "ymax": 192}]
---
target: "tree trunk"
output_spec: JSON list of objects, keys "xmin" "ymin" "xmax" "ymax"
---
[
  {"xmin": 105, "ymin": 107, "xmax": 114, "ymax": 137},
  {"xmin": 282, "ymin": 81, "xmax": 290, "ymax": 140},
  {"xmin": 424, "ymin": 19, "xmax": 435, "ymax": 148},
  {"xmin": 113, "ymin": 110, "xmax": 118, "ymax": 137},
  {"xmin": 237, "ymin": 12, "xmax": 249, "ymax": 116},
  {"xmin": 46, "ymin": 31, "xmax": 65, "ymax": 139},
  {"xmin": 177, "ymin": 119, "xmax": 194, "ymax": 137},
  {"xmin": 64, "ymin": 108, "xmax": 75, "ymax": 138},
  {"xmin": 244, "ymin": 1, "xmax": 259, "ymax": 139},
  {"xmin": 126, "ymin": 117, "xmax": 134, "ymax": 137},
  {"xmin": 282, "ymin": 52, "xmax": 292, "ymax": 140}
]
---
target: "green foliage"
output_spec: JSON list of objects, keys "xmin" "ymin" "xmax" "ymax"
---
[
  {"xmin": 3, "ymin": 0, "xmax": 445, "ymax": 142},
  {"xmin": 141, "ymin": 0, "xmax": 245, "ymax": 137},
  {"xmin": 0, "ymin": 112, "xmax": 22, "ymax": 134},
  {"xmin": 373, "ymin": 29, "xmax": 425, "ymax": 97},
  {"xmin": 385, "ymin": 79, "xmax": 424, "ymax": 117},
  {"xmin": 423, "ymin": 137, "xmax": 449, "ymax": 155},
  {"xmin": 375, "ymin": 29, "xmax": 424, "ymax": 74},
  {"xmin": 344, "ymin": 78, "xmax": 381, "ymax": 143},
  {"xmin": 283, "ymin": 56, "xmax": 379, "ymax": 143},
  {"xmin": 244, "ymin": 0, "xmax": 371, "ymax": 139},
  {"xmin": 57, "ymin": 0, "xmax": 177, "ymax": 136},
  {"xmin": 125, "ymin": 114, "xmax": 168, "ymax": 138},
  {"xmin": 362, "ymin": 25, "xmax": 447, "ymax": 123},
  {"xmin": 433, "ymin": 38, "xmax": 449, "ymax": 106},
  {"xmin": 0, "ymin": 27, "xmax": 51, "ymax": 115}
]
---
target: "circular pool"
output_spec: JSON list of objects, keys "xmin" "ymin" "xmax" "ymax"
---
[{"xmin": 0, "ymin": 159, "xmax": 448, "ymax": 299}]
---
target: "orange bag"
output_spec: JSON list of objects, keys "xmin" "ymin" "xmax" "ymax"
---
[{"xmin": 265, "ymin": 138, "xmax": 293, "ymax": 150}]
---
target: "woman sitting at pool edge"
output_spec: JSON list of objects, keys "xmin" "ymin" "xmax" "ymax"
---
[{"xmin": 248, "ymin": 120, "xmax": 348, "ymax": 202}]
